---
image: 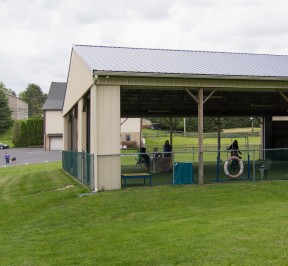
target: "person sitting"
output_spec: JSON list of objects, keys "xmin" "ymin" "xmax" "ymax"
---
[{"xmin": 138, "ymin": 147, "xmax": 150, "ymax": 170}]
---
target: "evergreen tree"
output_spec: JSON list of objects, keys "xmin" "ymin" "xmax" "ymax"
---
[
  {"xmin": 0, "ymin": 88, "xmax": 13, "ymax": 134},
  {"xmin": 19, "ymin": 83, "xmax": 47, "ymax": 117},
  {"xmin": 37, "ymin": 118, "xmax": 44, "ymax": 145},
  {"xmin": 12, "ymin": 121, "xmax": 21, "ymax": 147},
  {"xmin": 0, "ymin": 81, "xmax": 16, "ymax": 96},
  {"xmin": 20, "ymin": 121, "xmax": 28, "ymax": 146}
]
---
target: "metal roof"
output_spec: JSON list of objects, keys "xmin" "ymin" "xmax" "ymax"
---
[
  {"xmin": 42, "ymin": 82, "xmax": 67, "ymax": 110},
  {"xmin": 73, "ymin": 45, "xmax": 288, "ymax": 78}
]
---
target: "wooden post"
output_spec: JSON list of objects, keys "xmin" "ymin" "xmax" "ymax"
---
[
  {"xmin": 170, "ymin": 117, "xmax": 173, "ymax": 146},
  {"xmin": 198, "ymin": 88, "xmax": 204, "ymax": 185},
  {"xmin": 217, "ymin": 117, "xmax": 221, "ymax": 151}
]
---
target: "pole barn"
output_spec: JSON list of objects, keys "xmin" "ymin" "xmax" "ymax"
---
[{"xmin": 63, "ymin": 45, "xmax": 288, "ymax": 191}]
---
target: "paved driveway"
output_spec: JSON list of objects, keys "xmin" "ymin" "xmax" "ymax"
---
[{"xmin": 0, "ymin": 148, "xmax": 62, "ymax": 168}]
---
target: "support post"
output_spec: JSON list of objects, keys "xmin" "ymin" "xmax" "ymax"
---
[
  {"xmin": 198, "ymin": 88, "xmax": 204, "ymax": 185},
  {"xmin": 90, "ymin": 85, "xmax": 98, "ymax": 192},
  {"xmin": 170, "ymin": 117, "xmax": 173, "ymax": 146},
  {"xmin": 216, "ymin": 117, "xmax": 221, "ymax": 181}
]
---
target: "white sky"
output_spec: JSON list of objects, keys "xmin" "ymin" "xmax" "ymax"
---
[{"xmin": 1, "ymin": 0, "xmax": 288, "ymax": 95}]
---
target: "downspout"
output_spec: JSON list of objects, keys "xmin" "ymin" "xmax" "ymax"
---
[{"xmin": 91, "ymin": 74, "xmax": 98, "ymax": 192}]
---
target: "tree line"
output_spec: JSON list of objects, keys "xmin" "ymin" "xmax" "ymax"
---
[
  {"xmin": 12, "ymin": 118, "xmax": 43, "ymax": 147},
  {"xmin": 0, "ymin": 81, "xmax": 47, "ymax": 117},
  {"xmin": 147, "ymin": 117, "xmax": 260, "ymax": 133},
  {"xmin": 0, "ymin": 81, "xmax": 46, "ymax": 147}
]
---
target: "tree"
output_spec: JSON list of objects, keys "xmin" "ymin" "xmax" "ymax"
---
[
  {"xmin": 12, "ymin": 117, "xmax": 44, "ymax": 147},
  {"xmin": 12, "ymin": 121, "xmax": 21, "ymax": 147},
  {"xmin": 0, "ymin": 88, "xmax": 13, "ymax": 134},
  {"xmin": 0, "ymin": 81, "xmax": 16, "ymax": 96},
  {"xmin": 19, "ymin": 83, "xmax": 47, "ymax": 117}
]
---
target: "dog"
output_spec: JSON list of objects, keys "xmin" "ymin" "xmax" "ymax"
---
[{"xmin": 11, "ymin": 157, "xmax": 16, "ymax": 163}]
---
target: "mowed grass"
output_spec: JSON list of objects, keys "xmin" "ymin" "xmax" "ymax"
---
[
  {"xmin": 143, "ymin": 128, "xmax": 261, "ymax": 148},
  {"xmin": 0, "ymin": 127, "xmax": 13, "ymax": 147},
  {"xmin": 1, "ymin": 163, "xmax": 288, "ymax": 265}
]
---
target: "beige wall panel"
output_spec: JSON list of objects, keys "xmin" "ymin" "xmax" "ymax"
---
[
  {"xmin": 63, "ymin": 116, "xmax": 68, "ymax": 150},
  {"xmin": 90, "ymin": 86, "xmax": 98, "ymax": 191},
  {"xmin": 94, "ymin": 85, "xmax": 121, "ymax": 190},
  {"xmin": 44, "ymin": 135, "xmax": 49, "ymax": 150},
  {"xmin": 77, "ymin": 98, "xmax": 87, "ymax": 152},
  {"xmin": 45, "ymin": 111, "xmax": 64, "ymax": 134},
  {"xmin": 96, "ymin": 85, "xmax": 120, "ymax": 154},
  {"xmin": 63, "ymin": 49, "xmax": 93, "ymax": 115}
]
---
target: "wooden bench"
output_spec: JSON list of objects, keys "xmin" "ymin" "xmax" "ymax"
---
[{"xmin": 121, "ymin": 173, "xmax": 152, "ymax": 187}]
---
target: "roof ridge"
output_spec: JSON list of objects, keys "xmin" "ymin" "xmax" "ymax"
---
[{"xmin": 73, "ymin": 44, "xmax": 288, "ymax": 57}]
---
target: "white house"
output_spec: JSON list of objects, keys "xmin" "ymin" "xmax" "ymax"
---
[
  {"xmin": 42, "ymin": 82, "xmax": 66, "ymax": 151},
  {"xmin": 120, "ymin": 118, "xmax": 141, "ymax": 148}
]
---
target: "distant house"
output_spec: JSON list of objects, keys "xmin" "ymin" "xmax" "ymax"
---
[
  {"xmin": 5, "ymin": 93, "xmax": 28, "ymax": 120},
  {"xmin": 42, "ymin": 82, "xmax": 66, "ymax": 151},
  {"xmin": 121, "ymin": 118, "xmax": 141, "ymax": 148}
]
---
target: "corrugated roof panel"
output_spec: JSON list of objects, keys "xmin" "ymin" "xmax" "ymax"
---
[{"xmin": 73, "ymin": 45, "xmax": 288, "ymax": 78}]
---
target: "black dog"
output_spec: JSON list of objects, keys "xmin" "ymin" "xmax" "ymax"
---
[{"xmin": 11, "ymin": 157, "xmax": 16, "ymax": 163}]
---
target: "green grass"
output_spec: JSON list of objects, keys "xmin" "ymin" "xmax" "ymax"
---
[
  {"xmin": 1, "ymin": 162, "xmax": 288, "ymax": 265},
  {"xmin": 143, "ymin": 128, "xmax": 261, "ymax": 149},
  {"xmin": 0, "ymin": 127, "xmax": 13, "ymax": 147}
]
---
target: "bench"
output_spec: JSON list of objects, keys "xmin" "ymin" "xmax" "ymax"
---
[{"xmin": 121, "ymin": 173, "xmax": 152, "ymax": 187}]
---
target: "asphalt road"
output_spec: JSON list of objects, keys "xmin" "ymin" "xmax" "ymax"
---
[{"xmin": 0, "ymin": 148, "xmax": 62, "ymax": 168}]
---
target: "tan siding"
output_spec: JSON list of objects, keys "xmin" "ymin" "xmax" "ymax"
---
[
  {"xmin": 45, "ymin": 111, "xmax": 63, "ymax": 133},
  {"xmin": 96, "ymin": 85, "xmax": 120, "ymax": 154},
  {"xmin": 93, "ymin": 85, "xmax": 121, "ymax": 191},
  {"xmin": 63, "ymin": 49, "xmax": 93, "ymax": 115},
  {"xmin": 77, "ymin": 98, "xmax": 87, "ymax": 152},
  {"xmin": 44, "ymin": 110, "xmax": 64, "ymax": 150}
]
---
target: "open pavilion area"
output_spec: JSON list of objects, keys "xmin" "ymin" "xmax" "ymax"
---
[{"xmin": 62, "ymin": 45, "xmax": 288, "ymax": 191}]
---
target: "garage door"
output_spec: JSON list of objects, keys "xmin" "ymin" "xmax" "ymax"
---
[{"xmin": 50, "ymin": 137, "xmax": 63, "ymax": 150}]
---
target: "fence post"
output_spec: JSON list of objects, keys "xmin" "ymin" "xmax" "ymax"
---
[
  {"xmin": 252, "ymin": 150, "xmax": 255, "ymax": 181},
  {"xmin": 247, "ymin": 154, "xmax": 250, "ymax": 180}
]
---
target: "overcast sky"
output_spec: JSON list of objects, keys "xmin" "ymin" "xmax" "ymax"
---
[{"xmin": 1, "ymin": 0, "xmax": 288, "ymax": 95}]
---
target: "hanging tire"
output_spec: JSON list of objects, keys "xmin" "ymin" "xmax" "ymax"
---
[{"xmin": 224, "ymin": 156, "xmax": 244, "ymax": 178}]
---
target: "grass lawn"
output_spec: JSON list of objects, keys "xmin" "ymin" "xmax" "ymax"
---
[
  {"xmin": 0, "ymin": 127, "xmax": 13, "ymax": 148},
  {"xmin": 1, "ymin": 162, "xmax": 288, "ymax": 265},
  {"xmin": 143, "ymin": 128, "xmax": 261, "ymax": 150}
]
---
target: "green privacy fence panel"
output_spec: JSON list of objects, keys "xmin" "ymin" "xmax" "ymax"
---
[
  {"xmin": 62, "ymin": 151, "xmax": 94, "ymax": 190},
  {"xmin": 173, "ymin": 162, "xmax": 194, "ymax": 184}
]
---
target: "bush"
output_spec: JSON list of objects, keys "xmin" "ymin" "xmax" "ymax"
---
[
  {"xmin": 121, "ymin": 141, "xmax": 138, "ymax": 149},
  {"xmin": 12, "ymin": 117, "xmax": 43, "ymax": 147}
]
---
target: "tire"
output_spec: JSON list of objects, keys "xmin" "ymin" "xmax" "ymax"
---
[{"xmin": 224, "ymin": 156, "xmax": 244, "ymax": 178}]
